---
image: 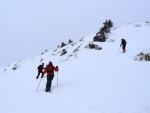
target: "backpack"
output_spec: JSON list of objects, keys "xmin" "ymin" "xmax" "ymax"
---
[
  {"xmin": 38, "ymin": 65, "xmax": 43, "ymax": 70},
  {"xmin": 47, "ymin": 65, "xmax": 53, "ymax": 72},
  {"xmin": 122, "ymin": 39, "xmax": 127, "ymax": 44}
]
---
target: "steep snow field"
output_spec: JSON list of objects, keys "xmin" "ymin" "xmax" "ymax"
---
[{"xmin": 0, "ymin": 23, "xmax": 150, "ymax": 113}]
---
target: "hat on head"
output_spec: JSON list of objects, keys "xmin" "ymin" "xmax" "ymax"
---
[{"xmin": 49, "ymin": 61, "xmax": 52, "ymax": 65}]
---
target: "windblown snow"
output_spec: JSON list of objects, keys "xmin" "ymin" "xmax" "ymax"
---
[{"xmin": 0, "ymin": 22, "xmax": 150, "ymax": 113}]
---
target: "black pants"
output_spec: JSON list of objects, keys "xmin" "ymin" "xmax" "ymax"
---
[
  {"xmin": 36, "ymin": 71, "xmax": 43, "ymax": 79},
  {"xmin": 122, "ymin": 44, "xmax": 126, "ymax": 52},
  {"xmin": 46, "ymin": 75, "xmax": 54, "ymax": 91}
]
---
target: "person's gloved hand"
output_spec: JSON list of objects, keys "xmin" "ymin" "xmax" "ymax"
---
[{"xmin": 56, "ymin": 66, "xmax": 59, "ymax": 72}]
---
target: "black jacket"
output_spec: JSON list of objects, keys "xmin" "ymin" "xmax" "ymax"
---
[{"xmin": 37, "ymin": 65, "xmax": 44, "ymax": 72}]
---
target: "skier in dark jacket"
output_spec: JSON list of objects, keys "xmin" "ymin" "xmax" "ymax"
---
[
  {"xmin": 42, "ymin": 62, "xmax": 59, "ymax": 92},
  {"xmin": 120, "ymin": 38, "xmax": 127, "ymax": 53},
  {"xmin": 36, "ymin": 63, "xmax": 44, "ymax": 79}
]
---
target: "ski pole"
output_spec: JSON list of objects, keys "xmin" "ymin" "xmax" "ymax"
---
[
  {"xmin": 36, "ymin": 78, "xmax": 42, "ymax": 92},
  {"xmin": 57, "ymin": 72, "xmax": 58, "ymax": 87},
  {"xmin": 118, "ymin": 46, "xmax": 121, "ymax": 54}
]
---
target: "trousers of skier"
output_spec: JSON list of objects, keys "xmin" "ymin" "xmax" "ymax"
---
[
  {"xmin": 36, "ymin": 63, "xmax": 44, "ymax": 79},
  {"xmin": 42, "ymin": 62, "xmax": 59, "ymax": 92},
  {"xmin": 120, "ymin": 38, "xmax": 127, "ymax": 53}
]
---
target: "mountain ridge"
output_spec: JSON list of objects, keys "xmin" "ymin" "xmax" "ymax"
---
[
  {"xmin": 1, "ymin": 22, "xmax": 150, "ymax": 74},
  {"xmin": 0, "ymin": 22, "xmax": 150, "ymax": 113}
]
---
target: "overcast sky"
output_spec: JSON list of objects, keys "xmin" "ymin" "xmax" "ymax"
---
[{"xmin": 0, "ymin": 0, "xmax": 150, "ymax": 68}]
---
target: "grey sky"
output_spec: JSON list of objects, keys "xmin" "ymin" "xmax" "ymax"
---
[{"xmin": 0, "ymin": 0, "xmax": 150, "ymax": 67}]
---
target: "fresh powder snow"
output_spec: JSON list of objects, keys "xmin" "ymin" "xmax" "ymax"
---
[{"xmin": 0, "ymin": 22, "xmax": 150, "ymax": 113}]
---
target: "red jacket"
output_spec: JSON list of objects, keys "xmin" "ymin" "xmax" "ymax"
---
[{"xmin": 43, "ymin": 65, "xmax": 58, "ymax": 75}]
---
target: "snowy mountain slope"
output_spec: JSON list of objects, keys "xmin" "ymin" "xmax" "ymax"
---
[{"xmin": 0, "ymin": 22, "xmax": 150, "ymax": 113}]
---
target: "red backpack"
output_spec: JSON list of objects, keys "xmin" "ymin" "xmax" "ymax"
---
[{"xmin": 47, "ymin": 65, "xmax": 53, "ymax": 72}]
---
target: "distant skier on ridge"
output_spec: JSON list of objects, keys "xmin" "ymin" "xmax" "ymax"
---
[{"xmin": 120, "ymin": 38, "xmax": 127, "ymax": 53}]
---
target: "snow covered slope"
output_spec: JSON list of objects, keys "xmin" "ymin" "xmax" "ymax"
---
[{"xmin": 0, "ymin": 22, "xmax": 150, "ymax": 113}]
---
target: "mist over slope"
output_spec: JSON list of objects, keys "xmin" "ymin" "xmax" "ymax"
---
[{"xmin": 0, "ymin": 22, "xmax": 150, "ymax": 113}]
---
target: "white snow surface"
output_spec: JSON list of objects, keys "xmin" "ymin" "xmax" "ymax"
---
[{"xmin": 0, "ymin": 23, "xmax": 150, "ymax": 113}]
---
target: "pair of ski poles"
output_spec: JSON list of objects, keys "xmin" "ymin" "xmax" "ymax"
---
[{"xmin": 36, "ymin": 72, "xmax": 58, "ymax": 92}]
